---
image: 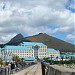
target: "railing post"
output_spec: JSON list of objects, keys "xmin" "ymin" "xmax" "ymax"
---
[{"xmin": 41, "ymin": 62, "xmax": 45, "ymax": 75}]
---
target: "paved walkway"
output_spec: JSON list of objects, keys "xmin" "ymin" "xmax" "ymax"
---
[{"xmin": 12, "ymin": 62, "xmax": 42, "ymax": 75}]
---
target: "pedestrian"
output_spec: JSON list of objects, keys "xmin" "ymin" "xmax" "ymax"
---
[
  {"xmin": 10, "ymin": 61, "xmax": 15, "ymax": 74},
  {"xmin": 41, "ymin": 60, "xmax": 46, "ymax": 75}
]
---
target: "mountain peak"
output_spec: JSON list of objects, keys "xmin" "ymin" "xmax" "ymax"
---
[
  {"xmin": 16, "ymin": 33, "xmax": 24, "ymax": 37},
  {"xmin": 5, "ymin": 33, "xmax": 75, "ymax": 52},
  {"xmin": 26, "ymin": 33, "xmax": 75, "ymax": 52},
  {"xmin": 7, "ymin": 33, "xmax": 24, "ymax": 44}
]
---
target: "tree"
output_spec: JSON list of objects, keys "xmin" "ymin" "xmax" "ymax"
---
[
  {"xmin": 0, "ymin": 58, "xmax": 3, "ymax": 65},
  {"xmin": 21, "ymin": 58, "xmax": 24, "ymax": 62},
  {"xmin": 12, "ymin": 56, "xmax": 20, "ymax": 62}
]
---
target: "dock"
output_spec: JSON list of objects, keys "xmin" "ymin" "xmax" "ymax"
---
[{"xmin": 12, "ymin": 62, "xmax": 42, "ymax": 75}]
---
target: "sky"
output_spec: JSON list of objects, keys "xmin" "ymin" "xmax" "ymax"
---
[{"xmin": 0, "ymin": 0, "xmax": 75, "ymax": 44}]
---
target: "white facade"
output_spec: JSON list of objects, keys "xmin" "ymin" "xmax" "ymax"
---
[
  {"xmin": 1, "ymin": 46, "xmax": 34, "ymax": 62},
  {"xmin": 1, "ymin": 42, "xmax": 60, "ymax": 61},
  {"xmin": 20, "ymin": 42, "xmax": 48, "ymax": 59},
  {"xmin": 0, "ymin": 48, "xmax": 2, "ymax": 58},
  {"xmin": 48, "ymin": 48, "xmax": 60, "ymax": 58},
  {"xmin": 38, "ymin": 46, "xmax": 48, "ymax": 59}
]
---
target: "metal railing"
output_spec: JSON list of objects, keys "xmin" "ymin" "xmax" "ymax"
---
[{"xmin": 0, "ymin": 62, "xmax": 36, "ymax": 75}]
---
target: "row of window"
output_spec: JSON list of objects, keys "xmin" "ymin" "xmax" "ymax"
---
[
  {"xmin": 39, "ymin": 49, "xmax": 47, "ymax": 52},
  {"xmin": 18, "ymin": 55, "xmax": 32, "ymax": 57},
  {"xmin": 16, "ymin": 54, "xmax": 33, "ymax": 56},
  {"xmin": 38, "ymin": 46, "xmax": 47, "ymax": 48},
  {"xmin": 21, "ymin": 44, "xmax": 47, "ymax": 49},
  {"xmin": 6, "ymin": 50, "xmax": 33, "ymax": 53},
  {"xmin": 49, "ymin": 52, "xmax": 59, "ymax": 54},
  {"xmin": 49, "ymin": 55, "xmax": 59, "ymax": 57},
  {"xmin": 39, "ymin": 53, "xmax": 47, "ymax": 55},
  {"xmin": 15, "ymin": 53, "xmax": 33, "ymax": 55},
  {"xmin": 38, "ymin": 56, "xmax": 47, "ymax": 58}
]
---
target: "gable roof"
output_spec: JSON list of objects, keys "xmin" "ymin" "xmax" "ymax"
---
[{"xmin": 22, "ymin": 42, "xmax": 46, "ymax": 46}]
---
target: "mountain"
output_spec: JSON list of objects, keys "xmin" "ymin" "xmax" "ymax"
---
[
  {"xmin": 0, "ymin": 44, "xmax": 5, "ymax": 48},
  {"xmin": 1, "ymin": 33, "xmax": 75, "ymax": 52},
  {"xmin": 6, "ymin": 33, "xmax": 31, "ymax": 45},
  {"xmin": 25, "ymin": 33, "xmax": 75, "ymax": 52}
]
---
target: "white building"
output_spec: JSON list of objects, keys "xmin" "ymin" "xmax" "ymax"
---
[
  {"xmin": 19, "ymin": 42, "xmax": 48, "ymax": 59},
  {"xmin": 0, "ymin": 48, "xmax": 2, "ymax": 58},
  {"xmin": 1, "ymin": 45, "xmax": 34, "ymax": 62},
  {"xmin": 1, "ymin": 42, "xmax": 60, "ymax": 61},
  {"xmin": 48, "ymin": 48, "xmax": 60, "ymax": 58}
]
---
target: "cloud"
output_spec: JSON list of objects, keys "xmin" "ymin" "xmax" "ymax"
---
[
  {"xmin": 0, "ymin": 33, "xmax": 17, "ymax": 44},
  {"xmin": 0, "ymin": 0, "xmax": 74, "ymax": 44},
  {"xmin": 66, "ymin": 34, "xmax": 75, "ymax": 44},
  {"xmin": 66, "ymin": 0, "xmax": 75, "ymax": 13},
  {"xmin": 66, "ymin": 34, "xmax": 75, "ymax": 40}
]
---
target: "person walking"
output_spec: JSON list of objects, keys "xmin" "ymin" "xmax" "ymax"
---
[
  {"xmin": 10, "ymin": 61, "xmax": 15, "ymax": 74},
  {"xmin": 41, "ymin": 60, "xmax": 46, "ymax": 75}
]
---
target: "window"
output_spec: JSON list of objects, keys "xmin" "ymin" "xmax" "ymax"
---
[{"xmin": 34, "ymin": 45, "xmax": 40, "ymax": 50}]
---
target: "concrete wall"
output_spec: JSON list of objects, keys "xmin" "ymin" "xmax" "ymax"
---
[{"xmin": 46, "ymin": 65, "xmax": 75, "ymax": 75}]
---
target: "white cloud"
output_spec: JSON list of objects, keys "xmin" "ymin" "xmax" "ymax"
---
[
  {"xmin": 0, "ymin": 33, "xmax": 17, "ymax": 44},
  {"xmin": 0, "ymin": 0, "xmax": 74, "ymax": 44},
  {"xmin": 66, "ymin": 34, "xmax": 75, "ymax": 44}
]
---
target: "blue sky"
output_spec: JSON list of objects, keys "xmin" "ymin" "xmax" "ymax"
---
[
  {"xmin": 66, "ymin": 0, "xmax": 75, "ymax": 13},
  {"xmin": 0, "ymin": 0, "xmax": 75, "ymax": 45}
]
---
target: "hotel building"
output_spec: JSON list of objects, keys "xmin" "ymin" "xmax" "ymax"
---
[
  {"xmin": 1, "ymin": 45, "xmax": 34, "ymax": 62},
  {"xmin": 0, "ymin": 48, "xmax": 2, "ymax": 58},
  {"xmin": 19, "ymin": 42, "xmax": 48, "ymax": 59},
  {"xmin": 48, "ymin": 48, "xmax": 60, "ymax": 58},
  {"xmin": 1, "ymin": 42, "xmax": 60, "ymax": 61}
]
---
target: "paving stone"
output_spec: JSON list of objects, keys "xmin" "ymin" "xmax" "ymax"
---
[{"xmin": 12, "ymin": 62, "xmax": 42, "ymax": 75}]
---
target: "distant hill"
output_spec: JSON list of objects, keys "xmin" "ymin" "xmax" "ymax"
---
[
  {"xmin": 0, "ymin": 33, "xmax": 75, "ymax": 52},
  {"xmin": 6, "ymin": 33, "xmax": 31, "ymax": 45},
  {"xmin": 7, "ymin": 33, "xmax": 24, "ymax": 44},
  {"xmin": 25, "ymin": 33, "xmax": 75, "ymax": 52},
  {"xmin": 0, "ymin": 44, "xmax": 5, "ymax": 48}
]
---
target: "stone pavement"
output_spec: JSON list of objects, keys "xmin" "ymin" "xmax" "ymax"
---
[{"xmin": 12, "ymin": 62, "xmax": 42, "ymax": 75}]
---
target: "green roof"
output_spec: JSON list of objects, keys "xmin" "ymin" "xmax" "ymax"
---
[
  {"xmin": 4, "ymin": 45, "xmax": 33, "ymax": 50},
  {"xmin": 48, "ymin": 48, "xmax": 59, "ymax": 52},
  {"xmin": 60, "ymin": 54, "xmax": 75, "ymax": 57},
  {"xmin": 22, "ymin": 42, "xmax": 46, "ymax": 46}
]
